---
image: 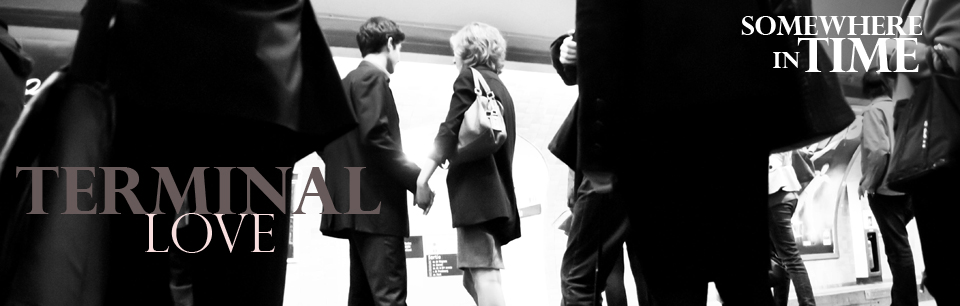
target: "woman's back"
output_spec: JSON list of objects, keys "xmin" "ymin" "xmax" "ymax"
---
[{"xmin": 444, "ymin": 65, "xmax": 520, "ymax": 245}]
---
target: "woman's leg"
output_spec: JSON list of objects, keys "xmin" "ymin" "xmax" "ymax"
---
[
  {"xmin": 463, "ymin": 269, "xmax": 478, "ymax": 304},
  {"xmin": 465, "ymin": 268, "xmax": 505, "ymax": 306},
  {"xmin": 768, "ymin": 199, "xmax": 816, "ymax": 306}
]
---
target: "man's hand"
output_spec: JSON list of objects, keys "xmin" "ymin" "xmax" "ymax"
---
[{"xmin": 559, "ymin": 29, "xmax": 577, "ymax": 65}]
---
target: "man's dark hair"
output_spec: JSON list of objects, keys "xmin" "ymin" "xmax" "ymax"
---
[
  {"xmin": 862, "ymin": 67, "xmax": 892, "ymax": 99},
  {"xmin": 357, "ymin": 17, "xmax": 405, "ymax": 57}
]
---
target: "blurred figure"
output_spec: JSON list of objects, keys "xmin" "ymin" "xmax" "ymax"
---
[
  {"xmin": 320, "ymin": 16, "xmax": 422, "ymax": 306},
  {"xmin": 416, "ymin": 22, "xmax": 519, "ymax": 306},
  {"xmin": 0, "ymin": 19, "xmax": 32, "ymax": 147},
  {"xmin": 0, "ymin": 0, "xmax": 357, "ymax": 305},
  {"xmin": 768, "ymin": 151, "xmax": 816, "ymax": 306},
  {"xmin": 858, "ymin": 68, "xmax": 917, "ymax": 306},
  {"xmin": 887, "ymin": 0, "xmax": 960, "ymax": 302},
  {"xmin": 550, "ymin": 0, "xmax": 799, "ymax": 304},
  {"xmin": 550, "ymin": 31, "xmax": 642, "ymax": 306}
]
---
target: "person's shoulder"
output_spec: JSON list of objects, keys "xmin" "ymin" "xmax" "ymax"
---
[
  {"xmin": 346, "ymin": 64, "xmax": 388, "ymax": 85},
  {"xmin": 866, "ymin": 98, "xmax": 896, "ymax": 114},
  {"xmin": 865, "ymin": 99, "xmax": 888, "ymax": 111},
  {"xmin": 451, "ymin": 65, "xmax": 477, "ymax": 88},
  {"xmin": 456, "ymin": 65, "xmax": 474, "ymax": 80}
]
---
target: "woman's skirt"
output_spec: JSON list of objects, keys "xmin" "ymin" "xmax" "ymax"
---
[{"xmin": 456, "ymin": 224, "xmax": 505, "ymax": 270}]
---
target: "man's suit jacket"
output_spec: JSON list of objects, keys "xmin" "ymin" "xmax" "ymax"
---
[{"xmin": 320, "ymin": 61, "xmax": 420, "ymax": 238}]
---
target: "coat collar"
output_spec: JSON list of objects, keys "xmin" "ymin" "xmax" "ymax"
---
[
  {"xmin": 359, "ymin": 60, "xmax": 390, "ymax": 81},
  {"xmin": 470, "ymin": 64, "xmax": 496, "ymax": 74}
]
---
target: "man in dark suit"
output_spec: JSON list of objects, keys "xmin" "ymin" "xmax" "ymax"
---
[
  {"xmin": 1, "ymin": 1, "xmax": 358, "ymax": 305},
  {"xmin": 320, "ymin": 17, "xmax": 424, "ymax": 306},
  {"xmin": 550, "ymin": 32, "xmax": 642, "ymax": 306},
  {"xmin": 552, "ymin": 0, "xmax": 800, "ymax": 305}
]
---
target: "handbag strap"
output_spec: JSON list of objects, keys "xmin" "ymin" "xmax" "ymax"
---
[
  {"xmin": 69, "ymin": 0, "xmax": 119, "ymax": 83},
  {"xmin": 470, "ymin": 67, "xmax": 496, "ymax": 100}
]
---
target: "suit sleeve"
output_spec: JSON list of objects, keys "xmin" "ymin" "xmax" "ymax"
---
[
  {"xmin": 859, "ymin": 107, "xmax": 891, "ymax": 193},
  {"xmin": 353, "ymin": 73, "xmax": 421, "ymax": 192},
  {"xmin": 550, "ymin": 34, "xmax": 578, "ymax": 86},
  {"xmin": 429, "ymin": 67, "xmax": 476, "ymax": 164}
]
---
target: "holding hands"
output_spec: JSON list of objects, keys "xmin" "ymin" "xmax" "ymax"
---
[
  {"xmin": 415, "ymin": 159, "xmax": 441, "ymax": 215},
  {"xmin": 415, "ymin": 180, "xmax": 435, "ymax": 215}
]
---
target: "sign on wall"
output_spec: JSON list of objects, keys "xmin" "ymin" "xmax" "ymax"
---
[
  {"xmin": 426, "ymin": 254, "xmax": 463, "ymax": 277},
  {"xmin": 405, "ymin": 236, "xmax": 424, "ymax": 258}
]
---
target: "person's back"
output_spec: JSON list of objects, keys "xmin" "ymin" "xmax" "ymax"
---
[
  {"xmin": 43, "ymin": 1, "xmax": 358, "ymax": 305},
  {"xmin": 860, "ymin": 68, "xmax": 918, "ymax": 306},
  {"xmin": 557, "ymin": 0, "xmax": 799, "ymax": 304},
  {"xmin": 319, "ymin": 17, "xmax": 421, "ymax": 306}
]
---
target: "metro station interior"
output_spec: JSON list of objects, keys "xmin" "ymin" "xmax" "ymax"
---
[{"xmin": 0, "ymin": 0, "xmax": 940, "ymax": 305}]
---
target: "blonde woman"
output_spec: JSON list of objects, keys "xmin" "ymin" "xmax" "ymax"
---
[{"xmin": 416, "ymin": 22, "xmax": 519, "ymax": 306}]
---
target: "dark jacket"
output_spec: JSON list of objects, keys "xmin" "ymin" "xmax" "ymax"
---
[
  {"xmin": 0, "ymin": 21, "xmax": 32, "ymax": 146},
  {"xmin": 106, "ymin": 0, "xmax": 356, "ymax": 156},
  {"xmin": 556, "ymin": 0, "xmax": 798, "ymax": 173},
  {"xmin": 429, "ymin": 65, "xmax": 520, "ymax": 245},
  {"xmin": 547, "ymin": 34, "xmax": 578, "ymax": 169},
  {"xmin": 320, "ymin": 61, "xmax": 421, "ymax": 238},
  {"xmin": 0, "ymin": 1, "xmax": 354, "ymax": 305}
]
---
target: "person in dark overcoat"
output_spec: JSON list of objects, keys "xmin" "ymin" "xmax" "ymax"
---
[
  {"xmin": 319, "ymin": 16, "xmax": 423, "ymax": 306},
  {"xmin": 416, "ymin": 22, "xmax": 519, "ymax": 306},
  {"xmin": 0, "ymin": 0, "xmax": 357, "ymax": 305},
  {"xmin": 549, "ymin": 31, "xmax": 641, "ymax": 306},
  {"xmin": 552, "ymin": 0, "xmax": 803, "ymax": 305}
]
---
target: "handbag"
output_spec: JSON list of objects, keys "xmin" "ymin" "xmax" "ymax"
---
[
  {"xmin": 0, "ymin": 0, "xmax": 117, "ymax": 304},
  {"xmin": 767, "ymin": 0, "xmax": 856, "ymax": 153},
  {"xmin": 886, "ymin": 44, "xmax": 960, "ymax": 192},
  {"xmin": 451, "ymin": 67, "xmax": 507, "ymax": 164}
]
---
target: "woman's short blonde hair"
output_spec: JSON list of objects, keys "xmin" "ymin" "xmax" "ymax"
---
[{"xmin": 450, "ymin": 22, "xmax": 507, "ymax": 73}]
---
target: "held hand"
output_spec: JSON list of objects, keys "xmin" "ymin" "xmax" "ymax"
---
[
  {"xmin": 559, "ymin": 32, "xmax": 577, "ymax": 65},
  {"xmin": 415, "ymin": 182, "xmax": 434, "ymax": 215}
]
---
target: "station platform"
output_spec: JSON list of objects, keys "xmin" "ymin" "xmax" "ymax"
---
[{"xmin": 785, "ymin": 282, "xmax": 936, "ymax": 306}]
